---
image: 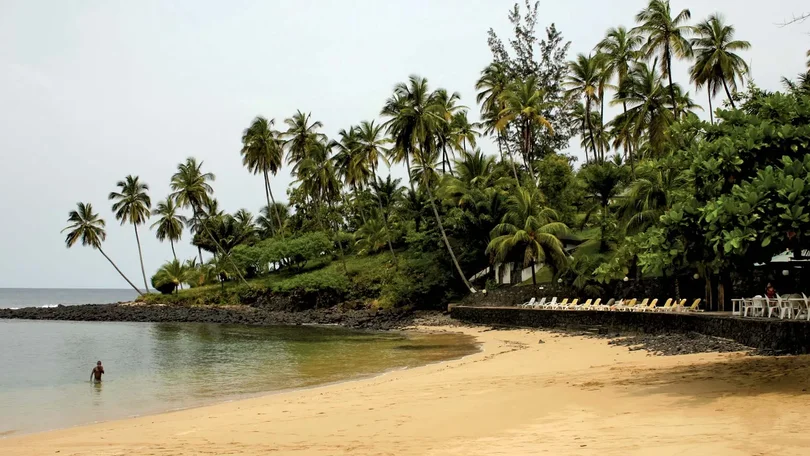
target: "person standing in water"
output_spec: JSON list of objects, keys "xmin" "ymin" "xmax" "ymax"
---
[{"xmin": 90, "ymin": 361, "xmax": 105, "ymax": 382}]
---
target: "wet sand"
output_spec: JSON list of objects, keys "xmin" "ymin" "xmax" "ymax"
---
[{"xmin": 3, "ymin": 326, "xmax": 810, "ymax": 455}]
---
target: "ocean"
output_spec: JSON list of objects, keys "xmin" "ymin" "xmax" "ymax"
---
[
  {"xmin": 0, "ymin": 290, "xmax": 478, "ymax": 436},
  {"xmin": 0, "ymin": 288, "xmax": 138, "ymax": 309}
]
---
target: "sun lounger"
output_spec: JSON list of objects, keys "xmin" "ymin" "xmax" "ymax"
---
[
  {"xmin": 521, "ymin": 297, "xmax": 536, "ymax": 308},
  {"xmin": 619, "ymin": 298, "xmax": 637, "ymax": 311},
  {"xmin": 561, "ymin": 298, "xmax": 579, "ymax": 310},
  {"xmin": 683, "ymin": 298, "xmax": 702, "ymax": 312},
  {"xmin": 632, "ymin": 298, "xmax": 650, "ymax": 312},
  {"xmin": 670, "ymin": 299, "xmax": 687, "ymax": 312},
  {"xmin": 576, "ymin": 299, "xmax": 593, "ymax": 310},
  {"xmin": 654, "ymin": 298, "xmax": 673, "ymax": 312},
  {"xmin": 551, "ymin": 298, "xmax": 568, "ymax": 310},
  {"xmin": 639, "ymin": 298, "xmax": 658, "ymax": 312}
]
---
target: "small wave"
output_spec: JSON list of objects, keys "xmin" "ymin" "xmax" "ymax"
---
[
  {"xmin": 39, "ymin": 305, "xmax": 58, "ymax": 308},
  {"xmin": 9, "ymin": 307, "xmax": 19, "ymax": 310}
]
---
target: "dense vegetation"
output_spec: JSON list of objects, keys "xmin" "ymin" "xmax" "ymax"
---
[{"xmin": 62, "ymin": 1, "xmax": 810, "ymax": 311}]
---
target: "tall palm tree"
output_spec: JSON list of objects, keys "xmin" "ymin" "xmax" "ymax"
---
[
  {"xmin": 170, "ymin": 158, "xmax": 247, "ymax": 283},
  {"xmin": 634, "ymin": 0, "xmax": 692, "ymax": 118},
  {"xmin": 432, "ymin": 88, "xmax": 464, "ymax": 175},
  {"xmin": 62, "ymin": 202, "xmax": 144, "ymax": 295},
  {"xmin": 689, "ymin": 14, "xmax": 750, "ymax": 116},
  {"xmin": 240, "ymin": 116, "xmax": 284, "ymax": 231},
  {"xmin": 595, "ymin": 26, "xmax": 643, "ymax": 116},
  {"xmin": 382, "ymin": 75, "xmax": 474, "ymax": 292},
  {"xmin": 565, "ymin": 54, "xmax": 602, "ymax": 162},
  {"xmin": 450, "ymin": 111, "xmax": 478, "ymax": 155},
  {"xmin": 486, "ymin": 187, "xmax": 568, "ymax": 285},
  {"xmin": 617, "ymin": 157, "xmax": 688, "ymax": 234},
  {"xmin": 580, "ymin": 161, "xmax": 628, "ymax": 252},
  {"xmin": 257, "ymin": 203, "xmax": 289, "ymax": 238},
  {"xmin": 476, "ymin": 62, "xmax": 517, "ymax": 178},
  {"xmin": 356, "ymin": 120, "xmax": 397, "ymax": 262},
  {"xmin": 150, "ymin": 198, "xmax": 187, "ymax": 261},
  {"xmin": 283, "ymin": 110, "xmax": 325, "ymax": 174},
  {"xmin": 496, "ymin": 75, "xmax": 554, "ymax": 176},
  {"xmin": 109, "ymin": 175, "xmax": 152, "ymax": 293}
]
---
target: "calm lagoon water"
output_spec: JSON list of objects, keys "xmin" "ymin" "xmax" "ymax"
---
[{"xmin": 0, "ymin": 320, "xmax": 477, "ymax": 436}]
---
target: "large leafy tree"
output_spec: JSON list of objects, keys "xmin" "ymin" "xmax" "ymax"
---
[
  {"xmin": 62, "ymin": 202, "xmax": 144, "ymax": 295},
  {"xmin": 240, "ymin": 116, "xmax": 284, "ymax": 232},
  {"xmin": 634, "ymin": 0, "xmax": 692, "ymax": 117},
  {"xmin": 689, "ymin": 14, "xmax": 750, "ymax": 118},
  {"xmin": 108, "ymin": 175, "xmax": 152, "ymax": 293},
  {"xmin": 150, "ymin": 198, "xmax": 187, "ymax": 261},
  {"xmin": 486, "ymin": 187, "xmax": 568, "ymax": 285}
]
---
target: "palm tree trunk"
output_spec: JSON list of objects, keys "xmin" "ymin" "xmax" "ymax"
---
[
  {"xmin": 501, "ymin": 133, "xmax": 520, "ymax": 184},
  {"xmin": 170, "ymin": 239, "xmax": 177, "ymax": 261},
  {"xmin": 133, "ymin": 225, "xmax": 150, "ymax": 292},
  {"xmin": 721, "ymin": 78, "xmax": 736, "ymax": 109},
  {"xmin": 98, "ymin": 247, "xmax": 144, "ymax": 295},
  {"xmin": 265, "ymin": 173, "xmax": 284, "ymax": 234},
  {"xmin": 666, "ymin": 45, "xmax": 678, "ymax": 118},
  {"xmin": 404, "ymin": 150, "xmax": 416, "ymax": 193},
  {"xmin": 319, "ymin": 200, "xmax": 348, "ymax": 275},
  {"xmin": 262, "ymin": 171, "xmax": 274, "ymax": 235},
  {"xmin": 707, "ymin": 90, "xmax": 715, "ymax": 124},
  {"xmin": 420, "ymin": 141, "xmax": 474, "ymax": 293},
  {"xmin": 585, "ymin": 99, "xmax": 598, "ymax": 162},
  {"xmin": 371, "ymin": 163, "xmax": 398, "ymax": 267},
  {"xmin": 530, "ymin": 261, "xmax": 537, "ymax": 286},
  {"xmin": 197, "ymin": 246, "xmax": 204, "ymax": 264},
  {"xmin": 523, "ymin": 120, "xmax": 537, "ymax": 182}
]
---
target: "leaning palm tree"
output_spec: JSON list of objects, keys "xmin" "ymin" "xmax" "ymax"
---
[
  {"xmin": 356, "ymin": 120, "xmax": 397, "ymax": 262},
  {"xmin": 634, "ymin": 0, "xmax": 692, "ymax": 117},
  {"xmin": 150, "ymin": 198, "xmax": 187, "ymax": 261},
  {"xmin": 565, "ymin": 54, "xmax": 602, "ymax": 162},
  {"xmin": 689, "ymin": 14, "xmax": 750, "ymax": 116},
  {"xmin": 62, "ymin": 202, "xmax": 144, "ymax": 295},
  {"xmin": 109, "ymin": 175, "xmax": 152, "ymax": 293},
  {"xmin": 496, "ymin": 75, "xmax": 554, "ymax": 177},
  {"xmin": 240, "ymin": 116, "xmax": 284, "ymax": 231},
  {"xmin": 476, "ymin": 62, "xmax": 515, "ymax": 173},
  {"xmin": 170, "ymin": 157, "xmax": 247, "ymax": 283},
  {"xmin": 486, "ymin": 187, "xmax": 568, "ymax": 285},
  {"xmin": 382, "ymin": 75, "xmax": 475, "ymax": 292}
]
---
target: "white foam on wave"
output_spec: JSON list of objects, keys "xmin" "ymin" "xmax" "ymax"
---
[{"xmin": 39, "ymin": 305, "xmax": 58, "ymax": 308}]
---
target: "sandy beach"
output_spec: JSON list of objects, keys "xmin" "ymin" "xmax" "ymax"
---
[{"xmin": 3, "ymin": 326, "xmax": 810, "ymax": 456}]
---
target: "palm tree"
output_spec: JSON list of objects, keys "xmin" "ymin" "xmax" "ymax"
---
[
  {"xmin": 108, "ymin": 175, "xmax": 152, "ymax": 293},
  {"xmin": 476, "ymin": 62, "xmax": 517, "ymax": 179},
  {"xmin": 152, "ymin": 259, "xmax": 189, "ymax": 294},
  {"xmin": 170, "ymin": 158, "xmax": 247, "ymax": 283},
  {"xmin": 617, "ymin": 157, "xmax": 689, "ymax": 234},
  {"xmin": 62, "ymin": 202, "xmax": 144, "ymax": 295},
  {"xmin": 241, "ymin": 116, "xmax": 284, "ymax": 231},
  {"xmin": 496, "ymin": 75, "xmax": 554, "ymax": 176},
  {"xmin": 486, "ymin": 187, "xmax": 568, "ymax": 285},
  {"xmin": 383, "ymin": 75, "xmax": 475, "ymax": 292},
  {"xmin": 257, "ymin": 203, "xmax": 289, "ymax": 238},
  {"xmin": 689, "ymin": 14, "xmax": 750, "ymax": 117},
  {"xmin": 450, "ymin": 111, "xmax": 478, "ymax": 155},
  {"xmin": 283, "ymin": 110, "xmax": 325, "ymax": 174},
  {"xmin": 596, "ymin": 26, "xmax": 643, "ymax": 118},
  {"xmin": 356, "ymin": 120, "xmax": 397, "ymax": 262},
  {"xmin": 580, "ymin": 161, "xmax": 628, "ymax": 252},
  {"xmin": 634, "ymin": 0, "xmax": 692, "ymax": 117},
  {"xmin": 432, "ymin": 88, "xmax": 465, "ymax": 174},
  {"xmin": 565, "ymin": 54, "xmax": 602, "ymax": 162},
  {"xmin": 150, "ymin": 198, "xmax": 187, "ymax": 261}
]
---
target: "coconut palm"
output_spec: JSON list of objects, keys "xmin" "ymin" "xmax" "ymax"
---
[
  {"xmin": 476, "ymin": 62, "xmax": 517, "ymax": 178},
  {"xmin": 150, "ymin": 198, "xmax": 187, "ymax": 261},
  {"xmin": 634, "ymin": 0, "xmax": 692, "ymax": 117},
  {"xmin": 580, "ymin": 161, "xmax": 628, "ymax": 252},
  {"xmin": 432, "ymin": 88, "xmax": 465, "ymax": 174},
  {"xmin": 595, "ymin": 26, "xmax": 643, "ymax": 116},
  {"xmin": 170, "ymin": 158, "xmax": 247, "ymax": 283},
  {"xmin": 257, "ymin": 203, "xmax": 289, "ymax": 238},
  {"xmin": 108, "ymin": 175, "xmax": 152, "ymax": 292},
  {"xmin": 486, "ymin": 187, "xmax": 568, "ymax": 285},
  {"xmin": 283, "ymin": 110, "xmax": 325, "ymax": 174},
  {"xmin": 689, "ymin": 14, "xmax": 750, "ymax": 117},
  {"xmin": 565, "ymin": 54, "xmax": 602, "ymax": 162},
  {"xmin": 62, "ymin": 202, "xmax": 144, "ymax": 295},
  {"xmin": 450, "ymin": 111, "xmax": 478, "ymax": 155},
  {"xmin": 240, "ymin": 116, "xmax": 284, "ymax": 231},
  {"xmin": 356, "ymin": 120, "xmax": 397, "ymax": 261},
  {"xmin": 496, "ymin": 75, "xmax": 554, "ymax": 175},
  {"xmin": 617, "ymin": 157, "xmax": 689, "ymax": 234},
  {"xmin": 151, "ymin": 259, "xmax": 189, "ymax": 294},
  {"xmin": 382, "ymin": 75, "xmax": 475, "ymax": 292}
]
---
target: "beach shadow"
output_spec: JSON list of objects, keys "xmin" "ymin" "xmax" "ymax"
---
[{"xmin": 619, "ymin": 355, "xmax": 810, "ymax": 403}]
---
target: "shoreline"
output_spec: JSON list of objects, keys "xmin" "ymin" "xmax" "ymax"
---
[{"xmin": 4, "ymin": 325, "xmax": 810, "ymax": 455}]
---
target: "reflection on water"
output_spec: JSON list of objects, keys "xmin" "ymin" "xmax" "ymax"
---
[{"xmin": 0, "ymin": 320, "xmax": 477, "ymax": 435}]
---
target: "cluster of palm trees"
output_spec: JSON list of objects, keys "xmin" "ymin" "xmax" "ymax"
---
[
  {"xmin": 560, "ymin": 0, "xmax": 750, "ymax": 166},
  {"xmin": 64, "ymin": 0, "xmax": 789, "ymax": 299}
]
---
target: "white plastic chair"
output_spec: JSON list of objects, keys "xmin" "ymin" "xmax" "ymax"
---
[
  {"xmin": 778, "ymin": 295, "xmax": 792, "ymax": 319},
  {"xmin": 741, "ymin": 298, "xmax": 755, "ymax": 317},
  {"xmin": 533, "ymin": 297, "xmax": 547, "ymax": 308},
  {"xmin": 521, "ymin": 297, "xmax": 536, "ymax": 308},
  {"xmin": 767, "ymin": 295, "xmax": 781, "ymax": 318},
  {"xmin": 749, "ymin": 296, "xmax": 767, "ymax": 317}
]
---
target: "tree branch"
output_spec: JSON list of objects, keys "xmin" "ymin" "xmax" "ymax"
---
[{"xmin": 778, "ymin": 12, "xmax": 810, "ymax": 27}]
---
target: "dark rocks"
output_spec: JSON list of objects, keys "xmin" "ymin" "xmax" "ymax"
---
[
  {"xmin": 604, "ymin": 332, "xmax": 752, "ymax": 356},
  {"xmin": 0, "ymin": 304, "xmax": 426, "ymax": 331}
]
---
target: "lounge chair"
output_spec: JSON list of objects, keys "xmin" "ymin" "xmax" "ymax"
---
[
  {"xmin": 544, "ymin": 297, "xmax": 558, "ymax": 309},
  {"xmin": 632, "ymin": 298, "xmax": 650, "ymax": 312},
  {"xmin": 640, "ymin": 298, "xmax": 658, "ymax": 312},
  {"xmin": 551, "ymin": 298, "xmax": 568, "ymax": 310},
  {"xmin": 561, "ymin": 298, "xmax": 579, "ymax": 310},
  {"xmin": 683, "ymin": 298, "xmax": 702, "ymax": 312},
  {"xmin": 654, "ymin": 298, "xmax": 673, "ymax": 312},
  {"xmin": 670, "ymin": 299, "xmax": 687, "ymax": 312},
  {"xmin": 532, "ymin": 297, "xmax": 547, "ymax": 309},
  {"xmin": 589, "ymin": 298, "xmax": 603, "ymax": 310},
  {"xmin": 601, "ymin": 298, "xmax": 616, "ymax": 311},
  {"xmin": 619, "ymin": 298, "xmax": 638, "ymax": 311},
  {"xmin": 521, "ymin": 297, "xmax": 536, "ymax": 308},
  {"xmin": 577, "ymin": 299, "xmax": 593, "ymax": 310}
]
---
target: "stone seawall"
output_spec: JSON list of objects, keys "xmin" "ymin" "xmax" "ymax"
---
[{"xmin": 449, "ymin": 305, "xmax": 810, "ymax": 354}]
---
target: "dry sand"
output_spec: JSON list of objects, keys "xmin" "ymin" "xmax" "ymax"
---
[{"xmin": 3, "ymin": 326, "xmax": 810, "ymax": 455}]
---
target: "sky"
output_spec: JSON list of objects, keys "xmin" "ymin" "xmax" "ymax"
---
[{"xmin": 1, "ymin": 0, "xmax": 808, "ymax": 289}]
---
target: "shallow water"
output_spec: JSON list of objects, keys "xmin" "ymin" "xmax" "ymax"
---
[
  {"xmin": 0, "ymin": 288, "xmax": 137, "ymax": 309},
  {"xmin": 0, "ymin": 320, "xmax": 477, "ymax": 435}
]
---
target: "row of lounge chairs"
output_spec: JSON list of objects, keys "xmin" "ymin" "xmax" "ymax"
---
[{"xmin": 519, "ymin": 297, "xmax": 703, "ymax": 312}]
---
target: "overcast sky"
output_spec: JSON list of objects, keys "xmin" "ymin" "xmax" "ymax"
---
[{"xmin": 1, "ymin": 0, "xmax": 807, "ymax": 289}]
